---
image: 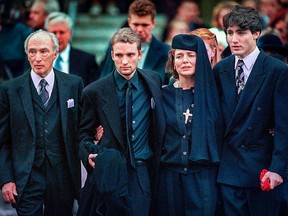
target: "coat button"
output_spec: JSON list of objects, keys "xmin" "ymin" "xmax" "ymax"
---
[
  {"xmin": 183, "ymin": 151, "xmax": 187, "ymax": 156},
  {"xmin": 241, "ymin": 145, "xmax": 245, "ymax": 149}
]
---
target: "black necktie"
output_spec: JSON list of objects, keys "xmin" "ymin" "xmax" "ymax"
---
[
  {"xmin": 236, "ymin": 60, "xmax": 245, "ymax": 98},
  {"xmin": 39, "ymin": 79, "xmax": 49, "ymax": 107},
  {"xmin": 125, "ymin": 81, "xmax": 136, "ymax": 168}
]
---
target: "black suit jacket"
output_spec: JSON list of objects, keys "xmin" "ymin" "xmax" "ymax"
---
[
  {"xmin": 0, "ymin": 70, "xmax": 84, "ymax": 201},
  {"xmin": 78, "ymin": 69, "xmax": 165, "ymax": 192},
  {"xmin": 214, "ymin": 51, "xmax": 288, "ymax": 187},
  {"xmin": 69, "ymin": 47, "xmax": 100, "ymax": 86},
  {"xmin": 99, "ymin": 36, "xmax": 170, "ymax": 84}
]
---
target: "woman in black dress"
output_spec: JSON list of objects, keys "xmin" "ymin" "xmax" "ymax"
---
[{"xmin": 156, "ymin": 34, "xmax": 223, "ymax": 216}]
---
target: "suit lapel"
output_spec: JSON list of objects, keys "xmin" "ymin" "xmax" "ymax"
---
[
  {"xmin": 138, "ymin": 69, "xmax": 165, "ymax": 143},
  {"xmin": 102, "ymin": 74, "xmax": 125, "ymax": 147},
  {"xmin": 144, "ymin": 37, "xmax": 159, "ymax": 70},
  {"xmin": 226, "ymin": 52, "xmax": 266, "ymax": 134},
  {"xmin": 56, "ymin": 71, "xmax": 70, "ymax": 143},
  {"xmin": 18, "ymin": 73, "xmax": 36, "ymax": 138},
  {"xmin": 219, "ymin": 56, "xmax": 238, "ymax": 117}
]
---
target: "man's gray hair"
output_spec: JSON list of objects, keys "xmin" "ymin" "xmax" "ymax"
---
[
  {"xmin": 24, "ymin": 29, "xmax": 59, "ymax": 54},
  {"xmin": 44, "ymin": 11, "xmax": 73, "ymax": 30}
]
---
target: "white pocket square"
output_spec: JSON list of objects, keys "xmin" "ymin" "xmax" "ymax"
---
[{"xmin": 67, "ymin": 99, "xmax": 74, "ymax": 108}]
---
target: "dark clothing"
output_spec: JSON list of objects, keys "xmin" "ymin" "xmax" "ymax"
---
[
  {"xmin": 157, "ymin": 166, "xmax": 218, "ymax": 216},
  {"xmin": 31, "ymin": 81, "xmax": 65, "ymax": 167},
  {"xmin": 214, "ymin": 51, "xmax": 288, "ymax": 187},
  {"xmin": 214, "ymin": 50, "xmax": 288, "ymax": 214},
  {"xmin": 114, "ymin": 71, "xmax": 152, "ymax": 160},
  {"xmin": 160, "ymin": 86, "xmax": 194, "ymax": 169},
  {"xmin": 219, "ymin": 184, "xmax": 284, "ymax": 216},
  {"xmin": 0, "ymin": 22, "xmax": 33, "ymax": 79},
  {"xmin": 69, "ymin": 47, "xmax": 100, "ymax": 86},
  {"xmin": 156, "ymin": 35, "xmax": 223, "ymax": 215},
  {"xmin": 78, "ymin": 69, "xmax": 165, "ymax": 215},
  {"xmin": 16, "ymin": 160, "xmax": 75, "ymax": 216},
  {"xmin": 100, "ymin": 36, "xmax": 170, "ymax": 84},
  {"xmin": 0, "ymin": 70, "xmax": 84, "ymax": 215}
]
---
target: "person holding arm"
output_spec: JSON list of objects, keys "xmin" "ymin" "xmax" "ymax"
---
[{"xmin": 77, "ymin": 27, "xmax": 165, "ymax": 216}]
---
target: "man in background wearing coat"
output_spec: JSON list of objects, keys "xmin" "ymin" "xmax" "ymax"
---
[
  {"xmin": 100, "ymin": 0, "xmax": 170, "ymax": 85},
  {"xmin": 45, "ymin": 11, "xmax": 100, "ymax": 86}
]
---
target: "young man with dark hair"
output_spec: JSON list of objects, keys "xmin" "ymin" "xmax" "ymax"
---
[{"xmin": 214, "ymin": 5, "xmax": 288, "ymax": 215}]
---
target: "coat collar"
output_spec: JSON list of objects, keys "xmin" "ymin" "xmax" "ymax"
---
[{"xmin": 102, "ymin": 73, "xmax": 125, "ymax": 147}]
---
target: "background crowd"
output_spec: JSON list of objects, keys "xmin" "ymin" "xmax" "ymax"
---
[{"xmin": 0, "ymin": 0, "xmax": 287, "ymax": 83}]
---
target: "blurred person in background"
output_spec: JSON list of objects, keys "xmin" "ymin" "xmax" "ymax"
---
[
  {"xmin": 267, "ymin": 8, "xmax": 288, "ymax": 45},
  {"xmin": 257, "ymin": 33, "xmax": 287, "ymax": 62},
  {"xmin": 209, "ymin": 1, "xmax": 239, "ymax": 60},
  {"xmin": 45, "ymin": 11, "xmax": 100, "ymax": 86},
  {"xmin": 257, "ymin": 0, "xmax": 282, "ymax": 28},
  {"xmin": 0, "ymin": 0, "xmax": 33, "ymax": 80},
  {"xmin": 100, "ymin": 0, "xmax": 170, "ymax": 85},
  {"xmin": 26, "ymin": 0, "xmax": 60, "ymax": 30},
  {"xmin": 164, "ymin": 19, "xmax": 190, "ymax": 46},
  {"xmin": 190, "ymin": 28, "xmax": 219, "ymax": 68}
]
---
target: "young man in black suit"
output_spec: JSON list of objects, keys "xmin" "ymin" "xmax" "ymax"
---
[
  {"xmin": 78, "ymin": 27, "xmax": 165, "ymax": 216},
  {"xmin": 0, "ymin": 30, "xmax": 83, "ymax": 215},
  {"xmin": 213, "ymin": 5, "xmax": 288, "ymax": 215},
  {"xmin": 45, "ymin": 11, "xmax": 100, "ymax": 86}
]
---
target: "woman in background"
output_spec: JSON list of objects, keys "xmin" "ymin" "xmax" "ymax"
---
[{"xmin": 190, "ymin": 28, "xmax": 219, "ymax": 67}]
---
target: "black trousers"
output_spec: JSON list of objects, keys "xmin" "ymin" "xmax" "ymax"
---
[
  {"xmin": 15, "ymin": 158, "xmax": 75, "ymax": 216},
  {"xmin": 105, "ymin": 163, "xmax": 151, "ymax": 216},
  {"xmin": 219, "ymin": 183, "xmax": 285, "ymax": 216}
]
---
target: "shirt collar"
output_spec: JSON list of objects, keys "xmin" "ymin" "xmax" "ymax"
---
[
  {"xmin": 114, "ymin": 70, "xmax": 139, "ymax": 91},
  {"xmin": 31, "ymin": 69, "xmax": 55, "ymax": 91},
  {"xmin": 58, "ymin": 43, "xmax": 70, "ymax": 62},
  {"xmin": 235, "ymin": 47, "xmax": 260, "ymax": 70}
]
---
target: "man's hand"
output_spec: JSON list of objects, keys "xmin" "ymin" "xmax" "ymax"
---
[
  {"xmin": 95, "ymin": 125, "xmax": 104, "ymax": 142},
  {"xmin": 2, "ymin": 182, "xmax": 18, "ymax": 204},
  {"xmin": 88, "ymin": 154, "xmax": 98, "ymax": 168},
  {"xmin": 261, "ymin": 170, "xmax": 283, "ymax": 190}
]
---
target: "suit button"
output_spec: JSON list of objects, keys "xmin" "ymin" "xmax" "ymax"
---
[
  {"xmin": 241, "ymin": 145, "xmax": 245, "ymax": 149},
  {"xmin": 257, "ymin": 107, "xmax": 261, "ymax": 111},
  {"xmin": 183, "ymin": 151, "xmax": 187, "ymax": 156},
  {"xmin": 184, "ymin": 167, "xmax": 188, "ymax": 172},
  {"xmin": 247, "ymin": 127, "xmax": 252, "ymax": 131},
  {"xmin": 183, "ymin": 135, "xmax": 186, "ymax": 139}
]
